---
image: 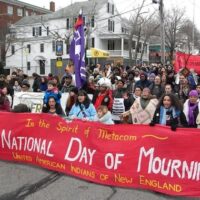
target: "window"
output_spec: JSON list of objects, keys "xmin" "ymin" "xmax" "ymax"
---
[
  {"xmin": 52, "ymin": 40, "xmax": 56, "ymax": 52},
  {"xmin": 11, "ymin": 45, "xmax": 15, "ymax": 55},
  {"xmin": 27, "ymin": 44, "xmax": 31, "ymax": 53},
  {"xmin": 7, "ymin": 6, "xmax": 13, "ymax": 15},
  {"xmin": 108, "ymin": 40, "xmax": 115, "ymax": 50},
  {"xmin": 108, "ymin": 19, "xmax": 110, "ymax": 31},
  {"xmin": 32, "ymin": 27, "xmax": 35, "ymax": 36},
  {"xmin": 47, "ymin": 27, "xmax": 49, "ymax": 36},
  {"xmin": 27, "ymin": 62, "xmax": 31, "ymax": 71},
  {"xmin": 107, "ymin": 3, "xmax": 114, "ymax": 14},
  {"xmin": 91, "ymin": 38, "xmax": 95, "ymax": 48},
  {"xmin": 112, "ymin": 21, "xmax": 115, "ymax": 32},
  {"xmin": 39, "ymin": 60, "xmax": 45, "ymax": 75},
  {"xmin": 25, "ymin": 10, "xmax": 29, "ymax": 16},
  {"xmin": 107, "ymin": 2, "xmax": 110, "ymax": 13},
  {"xmin": 122, "ymin": 27, "xmax": 127, "ymax": 33},
  {"xmin": 132, "ymin": 41, "xmax": 136, "ymax": 49},
  {"xmin": 40, "ymin": 44, "xmax": 44, "ymax": 53},
  {"xmin": 137, "ymin": 42, "xmax": 142, "ymax": 53},
  {"xmin": 66, "ymin": 18, "xmax": 70, "ymax": 30},
  {"xmin": 91, "ymin": 16, "xmax": 95, "ymax": 28},
  {"xmin": 112, "ymin": 4, "xmax": 114, "ymax": 15},
  {"xmin": 108, "ymin": 19, "xmax": 114, "ymax": 32},
  {"xmin": 39, "ymin": 27, "xmax": 42, "ymax": 36},
  {"xmin": 33, "ymin": 27, "xmax": 42, "ymax": 37},
  {"xmin": 17, "ymin": 8, "xmax": 23, "ymax": 16}
]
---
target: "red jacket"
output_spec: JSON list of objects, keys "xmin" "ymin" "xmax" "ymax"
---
[
  {"xmin": 93, "ymin": 90, "xmax": 113, "ymax": 111},
  {"xmin": 0, "ymin": 97, "xmax": 11, "ymax": 112}
]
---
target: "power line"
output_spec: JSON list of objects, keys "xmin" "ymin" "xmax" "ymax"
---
[{"xmin": 10, "ymin": 2, "xmax": 154, "ymax": 35}]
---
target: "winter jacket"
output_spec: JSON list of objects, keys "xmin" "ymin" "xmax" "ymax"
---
[
  {"xmin": 149, "ymin": 83, "xmax": 164, "ymax": 99},
  {"xmin": 92, "ymin": 90, "xmax": 113, "ymax": 111},
  {"xmin": 129, "ymin": 97, "xmax": 158, "ymax": 124},
  {"xmin": 32, "ymin": 77, "xmax": 41, "ymax": 92},
  {"xmin": 39, "ymin": 83, "xmax": 48, "ymax": 92},
  {"xmin": 151, "ymin": 107, "xmax": 188, "ymax": 129},
  {"xmin": 0, "ymin": 94, "xmax": 10, "ymax": 112},
  {"xmin": 43, "ymin": 88, "xmax": 61, "ymax": 104},
  {"xmin": 94, "ymin": 111, "xmax": 114, "ymax": 125},
  {"xmin": 183, "ymin": 99, "xmax": 200, "ymax": 128},
  {"xmin": 69, "ymin": 103, "xmax": 97, "ymax": 121}
]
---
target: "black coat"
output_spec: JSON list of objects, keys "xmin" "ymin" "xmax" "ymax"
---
[{"xmin": 151, "ymin": 107, "xmax": 188, "ymax": 129}]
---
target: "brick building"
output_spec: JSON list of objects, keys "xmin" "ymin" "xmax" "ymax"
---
[{"xmin": 0, "ymin": 0, "xmax": 55, "ymax": 72}]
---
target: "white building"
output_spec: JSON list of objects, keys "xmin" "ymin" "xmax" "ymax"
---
[{"xmin": 6, "ymin": 0, "xmax": 149, "ymax": 76}]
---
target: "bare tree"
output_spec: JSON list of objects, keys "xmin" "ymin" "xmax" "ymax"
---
[
  {"xmin": 179, "ymin": 19, "xmax": 200, "ymax": 54},
  {"xmin": 164, "ymin": 8, "xmax": 185, "ymax": 63},
  {"xmin": 139, "ymin": 14, "xmax": 159, "ymax": 61},
  {"xmin": 127, "ymin": 0, "xmax": 146, "ymax": 66}
]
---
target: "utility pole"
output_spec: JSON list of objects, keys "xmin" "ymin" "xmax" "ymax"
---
[
  {"xmin": 159, "ymin": 0, "xmax": 165, "ymax": 65},
  {"xmin": 153, "ymin": 0, "xmax": 165, "ymax": 65}
]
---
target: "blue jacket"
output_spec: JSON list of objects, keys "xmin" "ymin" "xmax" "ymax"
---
[
  {"xmin": 69, "ymin": 103, "xmax": 97, "ymax": 120},
  {"xmin": 39, "ymin": 83, "xmax": 48, "ymax": 92},
  {"xmin": 43, "ymin": 90, "xmax": 61, "ymax": 104},
  {"xmin": 94, "ymin": 111, "xmax": 114, "ymax": 125}
]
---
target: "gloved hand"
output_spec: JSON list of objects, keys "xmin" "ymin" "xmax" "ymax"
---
[
  {"xmin": 149, "ymin": 122, "xmax": 155, "ymax": 126},
  {"xmin": 171, "ymin": 124, "xmax": 177, "ymax": 131}
]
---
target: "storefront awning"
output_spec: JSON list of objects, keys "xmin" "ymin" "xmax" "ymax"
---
[{"xmin": 86, "ymin": 48, "xmax": 109, "ymax": 58}]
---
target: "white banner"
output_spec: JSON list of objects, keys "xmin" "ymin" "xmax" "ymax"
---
[{"xmin": 13, "ymin": 92, "xmax": 93, "ymax": 114}]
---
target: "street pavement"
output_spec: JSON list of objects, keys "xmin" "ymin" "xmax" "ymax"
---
[{"xmin": 0, "ymin": 161, "xmax": 199, "ymax": 200}]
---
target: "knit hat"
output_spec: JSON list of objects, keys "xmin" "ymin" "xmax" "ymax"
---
[
  {"xmin": 189, "ymin": 90, "xmax": 198, "ymax": 97},
  {"xmin": 149, "ymin": 73, "xmax": 156, "ymax": 78}
]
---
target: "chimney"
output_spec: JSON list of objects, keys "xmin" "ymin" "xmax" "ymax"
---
[{"xmin": 50, "ymin": 1, "xmax": 55, "ymax": 12}]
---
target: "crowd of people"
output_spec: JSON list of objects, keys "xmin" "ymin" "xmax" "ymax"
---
[{"xmin": 0, "ymin": 62, "xmax": 200, "ymax": 130}]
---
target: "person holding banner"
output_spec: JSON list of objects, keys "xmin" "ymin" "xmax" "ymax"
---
[
  {"xmin": 69, "ymin": 90, "xmax": 96, "ymax": 121},
  {"xmin": 0, "ymin": 86, "xmax": 11, "ymax": 112},
  {"xmin": 122, "ymin": 88, "xmax": 158, "ymax": 124},
  {"xmin": 42, "ymin": 96, "xmax": 64, "ymax": 116},
  {"xmin": 150, "ymin": 94, "xmax": 188, "ymax": 131}
]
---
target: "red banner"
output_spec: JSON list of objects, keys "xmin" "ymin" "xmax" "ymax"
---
[
  {"xmin": 0, "ymin": 112, "xmax": 200, "ymax": 197},
  {"xmin": 175, "ymin": 51, "xmax": 200, "ymax": 74}
]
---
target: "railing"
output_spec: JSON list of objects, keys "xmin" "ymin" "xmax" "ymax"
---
[
  {"xmin": 108, "ymin": 50, "xmax": 129, "ymax": 57},
  {"xmin": 108, "ymin": 50, "xmax": 148, "ymax": 60}
]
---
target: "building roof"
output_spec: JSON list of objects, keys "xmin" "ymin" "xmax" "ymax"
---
[
  {"xmin": 0, "ymin": 0, "xmax": 52, "ymax": 13},
  {"xmin": 15, "ymin": 0, "xmax": 108, "ymax": 26}
]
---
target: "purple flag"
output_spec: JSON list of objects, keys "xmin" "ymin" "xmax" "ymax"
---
[{"xmin": 69, "ymin": 13, "xmax": 86, "ymax": 89}]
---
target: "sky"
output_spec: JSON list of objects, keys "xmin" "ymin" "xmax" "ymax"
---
[{"xmin": 20, "ymin": 0, "xmax": 200, "ymax": 30}]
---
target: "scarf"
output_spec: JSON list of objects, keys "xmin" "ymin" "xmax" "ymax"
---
[
  {"xmin": 188, "ymin": 102, "xmax": 198, "ymax": 126},
  {"xmin": 159, "ymin": 106, "xmax": 180, "ymax": 125},
  {"xmin": 140, "ymin": 98, "xmax": 150, "ymax": 110}
]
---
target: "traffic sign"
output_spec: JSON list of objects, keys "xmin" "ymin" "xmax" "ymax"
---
[{"xmin": 56, "ymin": 57, "xmax": 63, "ymax": 68}]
